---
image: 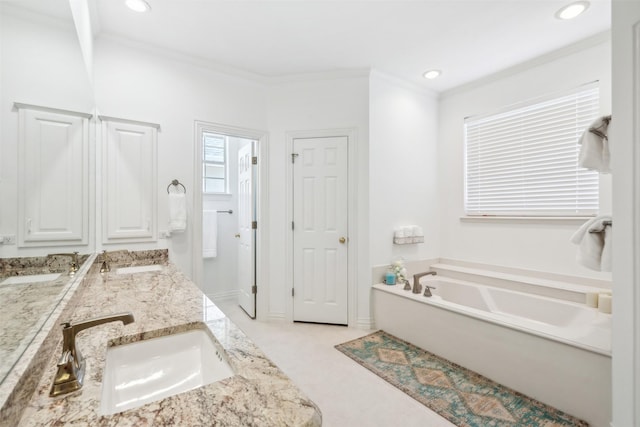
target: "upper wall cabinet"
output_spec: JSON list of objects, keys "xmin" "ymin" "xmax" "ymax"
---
[
  {"xmin": 101, "ymin": 116, "xmax": 158, "ymax": 244},
  {"xmin": 16, "ymin": 103, "xmax": 90, "ymax": 247}
]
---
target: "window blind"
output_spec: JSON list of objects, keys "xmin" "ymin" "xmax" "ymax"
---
[{"xmin": 464, "ymin": 83, "xmax": 600, "ymax": 216}]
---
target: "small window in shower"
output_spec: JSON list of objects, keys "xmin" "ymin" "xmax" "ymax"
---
[
  {"xmin": 203, "ymin": 133, "xmax": 227, "ymax": 194},
  {"xmin": 464, "ymin": 82, "xmax": 600, "ymax": 217}
]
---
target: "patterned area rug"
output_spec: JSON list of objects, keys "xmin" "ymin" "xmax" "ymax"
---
[{"xmin": 335, "ymin": 330, "xmax": 588, "ymax": 427}]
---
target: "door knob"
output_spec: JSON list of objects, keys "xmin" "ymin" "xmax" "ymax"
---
[
  {"xmin": 235, "ymin": 233, "xmax": 241, "ymax": 238},
  {"xmin": 339, "ymin": 237, "xmax": 346, "ymax": 244}
]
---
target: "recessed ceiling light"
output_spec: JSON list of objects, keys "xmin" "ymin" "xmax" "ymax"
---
[
  {"xmin": 555, "ymin": 1, "xmax": 590, "ymax": 20},
  {"xmin": 125, "ymin": 0, "xmax": 151, "ymax": 13},
  {"xmin": 423, "ymin": 70, "xmax": 441, "ymax": 80}
]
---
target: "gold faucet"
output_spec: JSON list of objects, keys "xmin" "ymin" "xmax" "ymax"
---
[
  {"xmin": 50, "ymin": 312, "xmax": 135, "ymax": 397},
  {"xmin": 47, "ymin": 251, "xmax": 80, "ymax": 274},
  {"xmin": 100, "ymin": 250, "xmax": 111, "ymax": 273}
]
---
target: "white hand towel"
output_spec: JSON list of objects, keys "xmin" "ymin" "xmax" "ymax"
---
[
  {"xmin": 412, "ymin": 226, "xmax": 424, "ymax": 237},
  {"xmin": 203, "ymin": 210, "xmax": 217, "ymax": 258},
  {"xmin": 168, "ymin": 193, "xmax": 187, "ymax": 232},
  {"xmin": 578, "ymin": 116, "xmax": 611, "ymax": 173},
  {"xmin": 570, "ymin": 215, "xmax": 612, "ymax": 271}
]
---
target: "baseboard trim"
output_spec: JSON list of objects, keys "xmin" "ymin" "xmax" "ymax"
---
[
  {"xmin": 356, "ymin": 317, "xmax": 374, "ymax": 330},
  {"xmin": 266, "ymin": 312, "xmax": 286, "ymax": 322}
]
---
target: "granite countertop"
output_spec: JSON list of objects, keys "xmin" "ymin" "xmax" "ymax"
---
[{"xmin": 16, "ymin": 256, "xmax": 321, "ymax": 426}]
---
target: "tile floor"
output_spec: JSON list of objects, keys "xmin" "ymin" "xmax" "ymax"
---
[{"xmin": 216, "ymin": 300, "xmax": 455, "ymax": 427}]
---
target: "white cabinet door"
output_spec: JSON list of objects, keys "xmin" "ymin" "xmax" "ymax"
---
[
  {"xmin": 17, "ymin": 105, "xmax": 90, "ymax": 247},
  {"xmin": 101, "ymin": 117, "xmax": 157, "ymax": 243}
]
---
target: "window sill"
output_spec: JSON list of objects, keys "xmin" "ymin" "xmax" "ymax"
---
[
  {"xmin": 459, "ymin": 216, "xmax": 593, "ymax": 224},
  {"xmin": 204, "ymin": 192, "xmax": 232, "ymax": 198}
]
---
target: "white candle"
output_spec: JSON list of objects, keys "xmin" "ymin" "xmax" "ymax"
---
[
  {"xmin": 598, "ymin": 294, "xmax": 612, "ymax": 314},
  {"xmin": 585, "ymin": 292, "xmax": 599, "ymax": 308}
]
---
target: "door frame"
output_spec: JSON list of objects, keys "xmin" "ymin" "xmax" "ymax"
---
[
  {"xmin": 192, "ymin": 121, "xmax": 269, "ymax": 321},
  {"xmin": 285, "ymin": 128, "xmax": 359, "ymax": 326},
  {"xmin": 611, "ymin": 3, "xmax": 640, "ymax": 425}
]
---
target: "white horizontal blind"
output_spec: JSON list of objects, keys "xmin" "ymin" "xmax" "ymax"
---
[{"xmin": 464, "ymin": 83, "xmax": 600, "ymax": 216}]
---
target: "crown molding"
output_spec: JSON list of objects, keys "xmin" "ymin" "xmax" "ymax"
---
[
  {"xmin": 370, "ymin": 69, "xmax": 439, "ymax": 98},
  {"xmin": 0, "ymin": 3, "xmax": 76, "ymax": 32},
  {"xmin": 97, "ymin": 32, "xmax": 372, "ymax": 87},
  {"xmin": 96, "ymin": 33, "xmax": 267, "ymax": 86},
  {"xmin": 440, "ymin": 31, "xmax": 611, "ymax": 99}
]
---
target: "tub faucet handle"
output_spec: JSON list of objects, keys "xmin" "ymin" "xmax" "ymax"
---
[{"xmin": 424, "ymin": 285, "xmax": 437, "ymax": 298}]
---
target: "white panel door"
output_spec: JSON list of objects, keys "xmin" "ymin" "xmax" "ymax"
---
[
  {"xmin": 237, "ymin": 142, "xmax": 256, "ymax": 318},
  {"xmin": 102, "ymin": 118, "xmax": 157, "ymax": 243},
  {"xmin": 17, "ymin": 106, "xmax": 89, "ymax": 246},
  {"xmin": 293, "ymin": 136, "xmax": 348, "ymax": 324}
]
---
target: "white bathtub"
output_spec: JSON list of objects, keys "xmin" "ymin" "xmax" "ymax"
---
[{"xmin": 372, "ymin": 277, "xmax": 612, "ymax": 427}]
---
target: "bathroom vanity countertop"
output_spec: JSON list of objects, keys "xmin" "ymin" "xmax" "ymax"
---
[{"xmin": 17, "ymin": 260, "xmax": 322, "ymax": 426}]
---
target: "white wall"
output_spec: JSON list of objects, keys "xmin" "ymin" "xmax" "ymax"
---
[
  {"xmin": 94, "ymin": 43, "xmax": 373, "ymax": 323},
  {"xmin": 437, "ymin": 40, "xmax": 613, "ymax": 280},
  {"xmin": 369, "ymin": 72, "xmax": 440, "ymax": 271},
  {"xmin": 266, "ymin": 75, "xmax": 370, "ymax": 324},
  {"xmin": 93, "ymin": 38, "xmax": 268, "ymax": 278},
  {"xmin": 0, "ymin": 7, "xmax": 94, "ymax": 257}
]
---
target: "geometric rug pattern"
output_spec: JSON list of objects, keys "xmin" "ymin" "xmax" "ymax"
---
[{"xmin": 335, "ymin": 330, "xmax": 589, "ymax": 427}]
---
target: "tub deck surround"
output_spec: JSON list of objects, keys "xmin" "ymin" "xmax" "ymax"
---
[
  {"xmin": 372, "ymin": 278, "xmax": 612, "ymax": 427},
  {"xmin": 17, "ymin": 255, "xmax": 321, "ymax": 427},
  {"xmin": 374, "ymin": 278, "xmax": 611, "ymax": 355},
  {"xmin": 430, "ymin": 261, "xmax": 611, "ymax": 303}
]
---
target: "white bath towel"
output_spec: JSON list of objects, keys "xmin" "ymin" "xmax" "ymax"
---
[
  {"xmin": 168, "ymin": 193, "xmax": 187, "ymax": 232},
  {"xmin": 570, "ymin": 215, "xmax": 612, "ymax": 272},
  {"xmin": 203, "ymin": 210, "xmax": 217, "ymax": 258},
  {"xmin": 578, "ymin": 116, "xmax": 611, "ymax": 173}
]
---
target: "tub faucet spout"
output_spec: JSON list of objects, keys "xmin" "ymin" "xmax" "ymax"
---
[{"xmin": 413, "ymin": 271, "xmax": 437, "ymax": 294}]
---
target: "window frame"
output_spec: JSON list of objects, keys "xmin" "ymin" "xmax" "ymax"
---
[
  {"xmin": 463, "ymin": 82, "xmax": 600, "ymax": 218},
  {"xmin": 202, "ymin": 132, "xmax": 229, "ymax": 195}
]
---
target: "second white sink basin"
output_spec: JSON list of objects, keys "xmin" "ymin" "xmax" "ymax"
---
[
  {"xmin": 101, "ymin": 329, "xmax": 234, "ymax": 415},
  {"xmin": 1, "ymin": 273, "xmax": 61, "ymax": 286},
  {"xmin": 115, "ymin": 265, "xmax": 163, "ymax": 275}
]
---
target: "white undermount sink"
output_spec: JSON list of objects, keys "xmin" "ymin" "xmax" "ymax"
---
[
  {"xmin": 100, "ymin": 329, "xmax": 234, "ymax": 415},
  {"xmin": 115, "ymin": 265, "xmax": 163, "ymax": 275},
  {"xmin": 1, "ymin": 273, "xmax": 61, "ymax": 286}
]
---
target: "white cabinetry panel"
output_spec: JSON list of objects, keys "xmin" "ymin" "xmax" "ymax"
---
[
  {"xmin": 101, "ymin": 117, "xmax": 158, "ymax": 243},
  {"xmin": 16, "ymin": 104, "xmax": 90, "ymax": 247}
]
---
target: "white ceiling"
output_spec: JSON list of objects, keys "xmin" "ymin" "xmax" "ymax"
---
[{"xmin": 10, "ymin": 0, "xmax": 613, "ymax": 92}]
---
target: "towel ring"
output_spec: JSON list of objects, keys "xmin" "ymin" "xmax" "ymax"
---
[
  {"xmin": 589, "ymin": 220, "xmax": 612, "ymax": 234},
  {"xmin": 167, "ymin": 179, "xmax": 186, "ymax": 194}
]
